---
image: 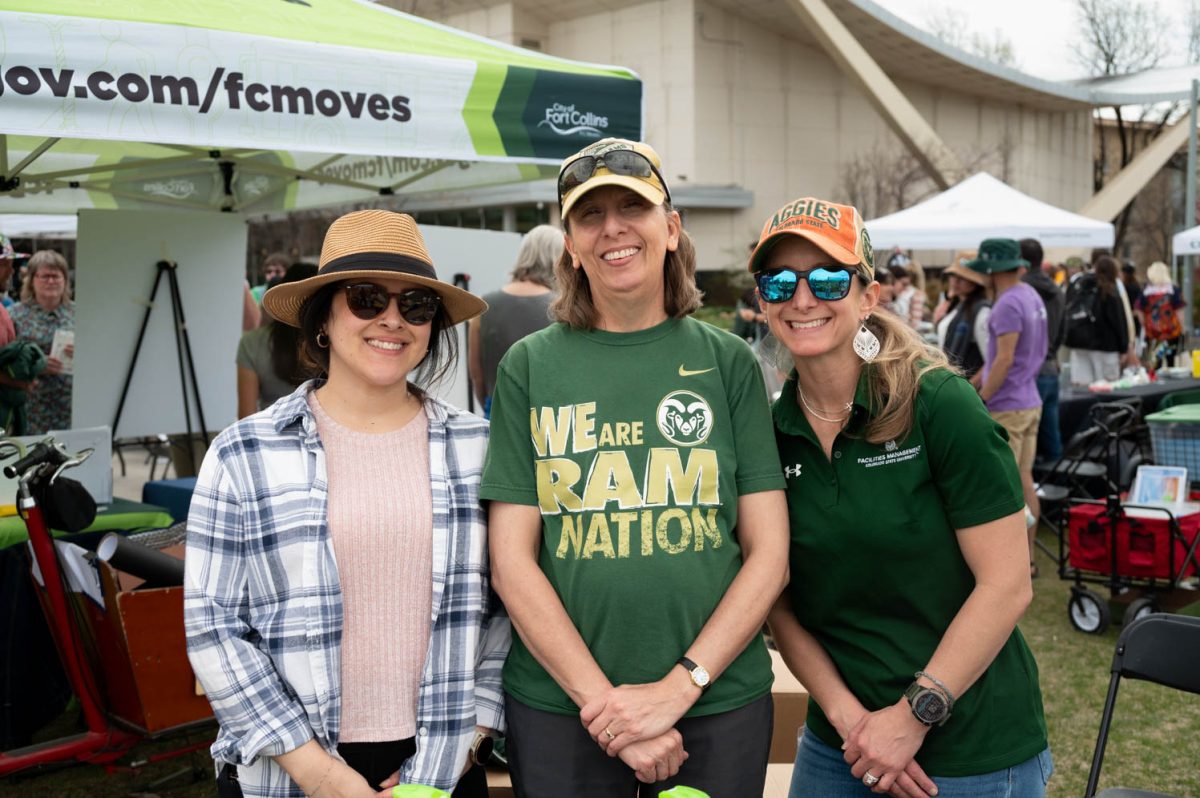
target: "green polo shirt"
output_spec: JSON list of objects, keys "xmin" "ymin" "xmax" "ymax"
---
[{"xmin": 774, "ymin": 367, "xmax": 1047, "ymax": 777}]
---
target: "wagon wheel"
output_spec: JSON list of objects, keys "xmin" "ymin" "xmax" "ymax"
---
[
  {"xmin": 1124, "ymin": 597, "xmax": 1158, "ymax": 625},
  {"xmin": 1068, "ymin": 588, "xmax": 1110, "ymax": 634}
]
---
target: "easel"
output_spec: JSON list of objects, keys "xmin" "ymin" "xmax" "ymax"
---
[{"xmin": 112, "ymin": 260, "xmax": 208, "ymax": 475}]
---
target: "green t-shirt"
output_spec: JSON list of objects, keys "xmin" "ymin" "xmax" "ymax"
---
[
  {"xmin": 773, "ymin": 367, "xmax": 1047, "ymax": 777},
  {"xmin": 480, "ymin": 317, "xmax": 785, "ymax": 717}
]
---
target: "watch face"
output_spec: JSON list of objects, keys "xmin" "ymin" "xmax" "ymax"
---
[
  {"xmin": 912, "ymin": 690, "xmax": 948, "ymax": 723},
  {"xmin": 472, "ymin": 734, "xmax": 494, "ymax": 765},
  {"xmin": 692, "ymin": 666, "xmax": 710, "ymax": 687}
]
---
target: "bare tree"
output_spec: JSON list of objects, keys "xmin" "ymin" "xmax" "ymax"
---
[
  {"xmin": 925, "ymin": 8, "xmax": 1019, "ymax": 67},
  {"xmin": 1188, "ymin": 0, "xmax": 1200, "ymax": 63},
  {"xmin": 1074, "ymin": 0, "xmax": 1181, "ymax": 251}
]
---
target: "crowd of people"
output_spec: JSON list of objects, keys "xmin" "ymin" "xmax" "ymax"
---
[
  {"xmin": 9, "ymin": 134, "xmax": 1187, "ymax": 798},
  {"xmin": 177, "ymin": 136, "xmax": 1097, "ymax": 798}
]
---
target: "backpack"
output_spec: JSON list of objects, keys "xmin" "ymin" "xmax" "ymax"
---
[
  {"xmin": 1064, "ymin": 275, "xmax": 1102, "ymax": 349},
  {"xmin": 1142, "ymin": 289, "xmax": 1184, "ymax": 341}
]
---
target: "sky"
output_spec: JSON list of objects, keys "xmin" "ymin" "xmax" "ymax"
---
[{"xmin": 872, "ymin": 0, "xmax": 1193, "ymax": 82}]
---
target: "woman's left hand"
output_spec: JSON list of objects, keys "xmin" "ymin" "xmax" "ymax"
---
[
  {"xmin": 375, "ymin": 770, "xmax": 401, "ymax": 796},
  {"xmin": 842, "ymin": 700, "xmax": 936, "ymax": 796},
  {"xmin": 580, "ymin": 675, "xmax": 697, "ymax": 755}
]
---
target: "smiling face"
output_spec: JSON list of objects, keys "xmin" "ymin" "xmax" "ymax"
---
[
  {"xmin": 760, "ymin": 237, "xmax": 878, "ymax": 363},
  {"xmin": 324, "ymin": 276, "xmax": 434, "ymax": 393},
  {"xmin": 562, "ymin": 185, "xmax": 680, "ymax": 324}
]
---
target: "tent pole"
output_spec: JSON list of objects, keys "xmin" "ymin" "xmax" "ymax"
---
[
  {"xmin": 0, "ymin": 135, "xmax": 8, "ymax": 180},
  {"xmin": 55, "ymin": 180, "xmax": 217, "ymax": 211},
  {"xmin": 1187, "ymin": 79, "xmax": 1198, "ymax": 337},
  {"xmin": 25, "ymin": 152, "xmax": 201, "ymax": 183},
  {"xmin": 5, "ymin": 137, "xmax": 60, "ymax": 181},
  {"xmin": 233, "ymin": 178, "xmax": 293, "ymax": 212},
  {"xmin": 233, "ymin": 158, "xmax": 381, "ymax": 193}
]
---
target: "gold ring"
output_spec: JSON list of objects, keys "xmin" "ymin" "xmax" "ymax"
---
[{"xmin": 603, "ymin": 727, "xmax": 616, "ymax": 741}]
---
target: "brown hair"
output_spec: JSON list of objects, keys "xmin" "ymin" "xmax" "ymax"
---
[
  {"xmin": 1093, "ymin": 255, "xmax": 1119, "ymax": 297},
  {"xmin": 861, "ymin": 296, "xmax": 954, "ymax": 445},
  {"xmin": 550, "ymin": 201, "xmax": 702, "ymax": 329},
  {"xmin": 22, "ymin": 250, "xmax": 71, "ymax": 305}
]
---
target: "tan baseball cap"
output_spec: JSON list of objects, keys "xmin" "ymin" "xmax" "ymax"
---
[{"xmin": 558, "ymin": 138, "xmax": 669, "ymax": 218}]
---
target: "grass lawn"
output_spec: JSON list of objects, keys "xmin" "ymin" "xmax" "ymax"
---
[{"xmin": 3, "ymin": 307, "xmax": 1199, "ymax": 796}]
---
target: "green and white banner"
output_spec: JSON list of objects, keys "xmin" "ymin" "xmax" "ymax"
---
[{"xmin": 0, "ymin": 0, "xmax": 640, "ymax": 211}]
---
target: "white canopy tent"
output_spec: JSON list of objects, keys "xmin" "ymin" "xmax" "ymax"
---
[
  {"xmin": 1173, "ymin": 224, "xmax": 1200, "ymax": 255},
  {"xmin": 865, "ymin": 173, "xmax": 1115, "ymax": 250},
  {"xmin": 0, "ymin": 215, "xmax": 78, "ymax": 239}
]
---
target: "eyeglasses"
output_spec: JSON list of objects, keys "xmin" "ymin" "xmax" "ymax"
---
[
  {"xmin": 755, "ymin": 267, "xmax": 856, "ymax": 303},
  {"xmin": 558, "ymin": 150, "xmax": 671, "ymax": 206},
  {"xmin": 344, "ymin": 283, "xmax": 441, "ymax": 324},
  {"xmin": 34, "ymin": 271, "xmax": 65, "ymax": 282}
]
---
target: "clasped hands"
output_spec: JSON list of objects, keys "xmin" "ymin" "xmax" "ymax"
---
[
  {"xmin": 839, "ymin": 700, "xmax": 939, "ymax": 798},
  {"xmin": 579, "ymin": 676, "xmax": 698, "ymax": 784}
]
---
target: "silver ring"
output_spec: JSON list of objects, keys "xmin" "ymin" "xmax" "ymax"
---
[{"xmin": 863, "ymin": 771, "xmax": 880, "ymax": 787}]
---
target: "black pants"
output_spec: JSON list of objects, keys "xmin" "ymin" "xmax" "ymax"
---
[
  {"xmin": 504, "ymin": 692, "xmax": 773, "ymax": 798},
  {"xmin": 217, "ymin": 739, "xmax": 488, "ymax": 797}
]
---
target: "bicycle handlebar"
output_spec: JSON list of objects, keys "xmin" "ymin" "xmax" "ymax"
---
[{"xmin": 1, "ymin": 440, "xmax": 92, "ymax": 481}]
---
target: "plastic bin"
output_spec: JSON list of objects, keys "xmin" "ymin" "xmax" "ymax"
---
[{"xmin": 1146, "ymin": 405, "xmax": 1200, "ymax": 479}]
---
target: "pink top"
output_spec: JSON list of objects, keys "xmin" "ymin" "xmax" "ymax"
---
[{"xmin": 310, "ymin": 392, "xmax": 433, "ymax": 742}]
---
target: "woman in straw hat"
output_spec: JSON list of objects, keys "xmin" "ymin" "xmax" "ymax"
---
[
  {"xmin": 185, "ymin": 210, "xmax": 509, "ymax": 798},
  {"xmin": 934, "ymin": 253, "xmax": 991, "ymax": 382},
  {"xmin": 480, "ymin": 138, "xmax": 789, "ymax": 796},
  {"xmin": 752, "ymin": 198, "xmax": 1050, "ymax": 796}
]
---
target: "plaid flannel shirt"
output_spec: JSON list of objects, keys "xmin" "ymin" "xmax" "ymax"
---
[{"xmin": 184, "ymin": 382, "xmax": 509, "ymax": 796}]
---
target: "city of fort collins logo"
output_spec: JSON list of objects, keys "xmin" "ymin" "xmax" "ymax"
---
[
  {"xmin": 537, "ymin": 102, "xmax": 608, "ymax": 138},
  {"xmin": 656, "ymin": 390, "xmax": 713, "ymax": 447}
]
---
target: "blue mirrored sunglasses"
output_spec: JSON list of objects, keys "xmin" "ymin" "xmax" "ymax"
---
[{"xmin": 755, "ymin": 267, "xmax": 855, "ymax": 303}]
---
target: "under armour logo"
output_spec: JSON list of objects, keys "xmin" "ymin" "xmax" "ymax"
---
[{"xmin": 784, "ymin": 464, "xmax": 802, "ymax": 478}]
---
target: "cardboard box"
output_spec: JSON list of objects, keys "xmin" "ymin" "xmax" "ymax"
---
[
  {"xmin": 769, "ymin": 649, "xmax": 808, "ymax": 764},
  {"xmin": 83, "ymin": 557, "xmax": 213, "ymax": 734}
]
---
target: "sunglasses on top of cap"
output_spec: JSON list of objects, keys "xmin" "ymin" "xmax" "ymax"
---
[
  {"xmin": 755, "ymin": 266, "xmax": 857, "ymax": 303},
  {"xmin": 344, "ymin": 283, "xmax": 441, "ymax": 325},
  {"xmin": 558, "ymin": 150, "xmax": 672, "ymax": 206}
]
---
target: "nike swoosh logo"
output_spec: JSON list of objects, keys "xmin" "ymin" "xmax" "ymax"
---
[{"xmin": 678, "ymin": 365, "xmax": 714, "ymax": 377}]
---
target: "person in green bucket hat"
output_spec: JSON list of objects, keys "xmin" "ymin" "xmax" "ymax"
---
[{"xmin": 966, "ymin": 238, "xmax": 1050, "ymax": 578}]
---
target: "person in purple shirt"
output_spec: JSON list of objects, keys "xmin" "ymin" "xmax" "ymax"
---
[{"xmin": 968, "ymin": 238, "xmax": 1049, "ymax": 578}]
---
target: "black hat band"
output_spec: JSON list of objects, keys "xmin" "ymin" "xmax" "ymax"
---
[{"xmin": 321, "ymin": 252, "xmax": 437, "ymax": 280}]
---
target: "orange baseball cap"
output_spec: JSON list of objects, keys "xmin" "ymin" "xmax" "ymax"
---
[{"xmin": 747, "ymin": 197, "xmax": 874, "ymax": 278}]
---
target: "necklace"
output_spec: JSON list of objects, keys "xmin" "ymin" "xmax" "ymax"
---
[{"xmin": 796, "ymin": 384, "xmax": 852, "ymax": 424}]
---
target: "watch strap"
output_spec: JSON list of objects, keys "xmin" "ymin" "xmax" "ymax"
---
[
  {"xmin": 676, "ymin": 656, "xmax": 710, "ymax": 691},
  {"xmin": 914, "ymin": 671, "xmax": 956, "ymax": 708}
]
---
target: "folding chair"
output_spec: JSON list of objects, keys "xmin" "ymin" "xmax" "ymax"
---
[{"xmin": 1083, "ymin": 614, "xmax": 1200, "ymax": 797}]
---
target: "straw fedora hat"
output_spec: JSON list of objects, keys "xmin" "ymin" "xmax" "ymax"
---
[
  {"xmin": 263, "ymin": 210, "xmax": 488, "ymax": 327},
  {"xmin": 942, "ymin": 260, "xmax": 988, "ymax": 289}
]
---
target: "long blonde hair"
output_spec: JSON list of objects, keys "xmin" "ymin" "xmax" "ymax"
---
[
  {"xmin": 860, "ymin": 302, "xmax": 953, "ymax": 444},
  {"xmin": 550, "ymin": 201, "xmax": 702, "ymax": 329}
]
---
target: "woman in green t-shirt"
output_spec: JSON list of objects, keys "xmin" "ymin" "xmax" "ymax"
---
[
  {"xmin": 753, "ymin": 198, "xmax": 1051, "ymax": 797},
  {"xmin": 481, "ymin": 139, "xmax": 790, "ymax": 796}
]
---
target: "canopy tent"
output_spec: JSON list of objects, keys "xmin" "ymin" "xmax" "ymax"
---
[
  {"xmin": 1173, "ymin": 224, "xmax": 1200, "ymax": 255},
  {"xmin": 0, "ymin": 0, "xmax": 643, "ymax": 214},
  {"xmin": 0, "ymin": 215, "xmax": 77, "ymax": 239},
  {"xmin": 865, "ymin": 173, "xmax": 1115, "ymax": 250}
]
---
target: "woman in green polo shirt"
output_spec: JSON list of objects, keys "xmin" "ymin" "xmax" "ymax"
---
[
  {"xmin": 752, "ymin": 197, "xmax": 1051, "ymax": 797},
  {"xmin": 481, "ymin": 139, "xmax": 790, "ymax": 796}
]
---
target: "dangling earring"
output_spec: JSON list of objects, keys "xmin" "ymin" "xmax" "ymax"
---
[
  {"xmin": 853, "ymin": 317, "xmax": 880, "ymax": 363},
  {"xmin": 315, "ymin": 330, "xmax": 330, "ymax": 349}
]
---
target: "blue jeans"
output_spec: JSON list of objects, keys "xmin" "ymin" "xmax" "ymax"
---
[
  {"xmin": 1035, "ymin": 372, "xmax": 1062, "ymax": 462},
  {"xmin": 789, "ymin": 727, "xmax": 1053, "ymax": 798}
]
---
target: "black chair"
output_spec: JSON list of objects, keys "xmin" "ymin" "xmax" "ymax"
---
[{"xmin": 1083, "ymin": 614, "xmax": 1200, "ymax": 797}]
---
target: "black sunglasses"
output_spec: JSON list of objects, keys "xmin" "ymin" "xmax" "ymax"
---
[
  {"xmin": 344, "ymin": 283, "xmax": 441, "ymax": 324},
  {"xmin": 755, "ymin": 267, "xmax": 857, "ymax": 303},
  {"xmin": 558, "ymin": 150, "xmax": 671, "ymax": 206}
]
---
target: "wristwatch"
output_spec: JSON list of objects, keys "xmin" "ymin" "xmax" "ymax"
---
[
  {"xmin": 903, "ymin": 681, "xmax": 952, "ymax": 727},
  {"xmin": 676, "ymin": 656, "xmax": 711, "ymax": 691},
  {"xmin": 468, "ymin": 731, "xmax": 494, "ymax": 767}
]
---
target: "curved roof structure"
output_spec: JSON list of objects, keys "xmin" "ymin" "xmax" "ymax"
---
[{"xmin": 398, "ymin": 0, "xmax": 1200, "ymax": 109}]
